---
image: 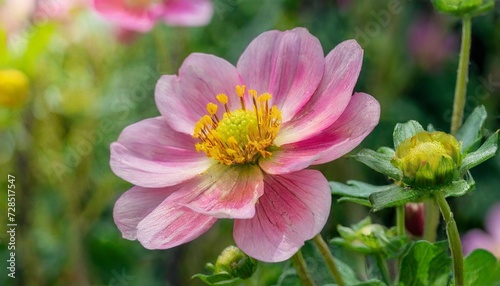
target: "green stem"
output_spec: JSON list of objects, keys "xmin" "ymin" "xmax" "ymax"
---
[
  {"xmin": 395, "ymin": 204, "xmax": 405, "ymax": 284},
  {"xmin": 375, "ymin": 254, "xmax": 392, "ymax": 286},
  {"xmin": 450, "ymin": 16, "xmax": 472, "ymax": 134},
  {"xmin": 434, "ymin": 192, "xmax": 464, "ymax": 286},
  {"xmin": 312, "ymin": 234, "xmax": 345, "ymax": 286},
  {"xmin": 423, "ymin": 199, "xmax": 440, "ymax": 242},
  {"xmin": 291, "ymin": 250, "xmax": 315, "ymax": 286},
  {"xmin": 396, "ymin": 205, "xmax": 405, "ymax": 237}
]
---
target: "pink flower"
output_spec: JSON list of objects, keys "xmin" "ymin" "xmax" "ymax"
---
[
  {"xmin": 462, "ymin": 203, "xmax": 500, "ymax": 258},
  {"xmin": 110, "ymin": 28, "xmax": 380, "ymax": 262},
  {"xmin": 92, "ymin": 0, "xmax": 213, "ymax": 31},
  {"xmin": 407, "ymin": 14, "xmax": 458, "ymax": 71}
]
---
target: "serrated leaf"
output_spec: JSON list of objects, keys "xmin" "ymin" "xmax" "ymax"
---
[
  {"xmin": 393, "ymin": 120, "xmax": 424, "ymax": 149},
  {"xmin": 455, "ymin": 105, "xmax": 487, "ymax": 152},
  {"xmin": 330, "ymin": 180, "xmax": 399, "ymax": 200},
  {"xmin": 460, "ymin": 131, "xmax": 498, "ymax": 172},
  {"xmin": 351, "ymin": 149, "xmax": 402, "ymax": 180},
  {"xmin": 398, "ymin": 241, "xmax": 451, "ymax": 286},
  {"xmin": 369, "ymin": 186, "xmax": 422, "ymax": 212},
  {"xmin": 442, "ymin": 179, "xmax": 473, "ymax": 197},
  {"xmin": 464, "ymin": 249, "xmax": 500, "ymax": 285}
]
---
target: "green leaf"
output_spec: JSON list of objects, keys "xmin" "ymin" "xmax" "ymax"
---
[
  {"xmin": 369, "ymin": 186, "xmax": 423, "ymax": 212},
  {"xmin": 398, "ymin": 241, "xmax": 451, "ymax": 286},
  {"xmin": 460, "ymin": 131, "xmax": 498, "ymax": 172},
  {"xmin": 331, "ymin": 181, "xmax": 397, "ymax": 200},
  {"xmin": 337, "ymin": 197, "xmax": 372, "ymax": 207},
  {"xmin": 331, "ymin": 181, "xmax": 409, "ymax": 208},
  {"xmin": 192, "ymin": 273, "xmax": 241, "ymax": 286},
  {"xmin": 455, "ymin": 105, "xmax": 487, "ymax": 152},
  {"xmin": 463, "ymin": 249, "xmax": 500, "ymax": 285},
  {"xmin": 442, "ymin": 179, "xmax": 473, "ymax": 197},
  {"xmin": 393, "ymin": 120, "xmax": 424, "ymax": 149},
  {"xmin": 351, "ymin": 149, "xmax": 402, "ymax": 180}
]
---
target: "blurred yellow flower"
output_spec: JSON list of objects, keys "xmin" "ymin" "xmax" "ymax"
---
[{"xmin": 0, "ymin": 69, "xmax": 30, "ymax": 108}]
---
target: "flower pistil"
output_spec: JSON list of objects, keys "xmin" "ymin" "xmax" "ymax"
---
[{"xmin": 193, "ymin": 85, "xmax": 282, "ymax": 165}]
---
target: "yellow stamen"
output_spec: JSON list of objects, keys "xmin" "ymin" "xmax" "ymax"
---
[
  {"xmin": 193, "ymin": 87, "xmax": 282, "ymax": 165},
  {"xmin": 207, "ymin": 102, "xmax": 218, "ymax": 115},
  {"xmin": 236, "ymin": 85, "xmax": 246, "ymax": 109}
]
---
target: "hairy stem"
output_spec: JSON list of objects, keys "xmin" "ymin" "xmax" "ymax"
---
[
  {"xmin": 450, "ymin": 16, "xmax": 472, "ymax": 134},
  {"xmin": 434, "ymin": 192, "xmax": 464, "ymax": 286},
  {"xmin": 396, "ymin": 205, "xmax": 405, "ymax": 236},
  {"xmin": 312, "ymin": 234, "xmax": 345, "ymax": 286},
  {"xmin": 423, "ymin": 199, "xmax": 440, "ymax": 242},
  {"xmin": 291, "ymin": 250, "xmax": 315, "ymax": 286},
  {"xmin": 375, "ymin": 254, "xmax": 392, "ymax": 285}
]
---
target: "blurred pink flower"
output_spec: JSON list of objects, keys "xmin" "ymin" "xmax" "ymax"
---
[
  {"xmin": 0, "ymin": 0, "xmax": 35, "ymax": 36},
  {"xmin": 408, "ymin": 14, "xmax": 458, "ymax": 71},
  {"xmin": 110, "ymin": 28, "xmax": 380, "ymax": 262},
  {"xmin": 92, "ymin": 0, "xmax": 213, "ymax": 31},
  {"xmin": 34, "ymin": 0, "xmax": 88, "ymax": 24},
  {"xmin": 462, "ymin": 203, "xmax": 500, "ymax": 258}
]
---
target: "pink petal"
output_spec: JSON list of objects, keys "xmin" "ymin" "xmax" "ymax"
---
[
  {"xmin": 113, "ymin": 185, "xmax": 177, "ymax": 240},
  {"xmin": 110, "ymin": 117, "xmax": 212, "ymax": 188},
  {"xmin": 169, "ymin": 164, "xmax": 264, "ymax": 219},
  {"xmin": 485, "ymin": 203, "xmax": 500, "ymax": 242},
  {"xmin": 275, "ymin": 40, "xmax": 364, "ymax": 145},
  {"xmin": 136, "ymin": 203, "xmax": 217, "ymax": 249},
  {"xmin": 236, "ymin": 28, "xmax": 324, "ymax": 123},
  {"xmin": 462, "ymin": 229, "xmax": 496, "ymax": 256},
  {"xmin": 155, "ymin": 53, "xmax": 244, "ymax": 135},
  {"xmin": 162, "ymin": 0, "xmax": 213, "ymax": 26},
  {"xmin": 260, "ymin": 92, "xmax": 380, "ymax": 174},
  {"xmin": 93, "ymin": 0, "xmax": 158, "ymax": 32},
  {"xmin": 233, "ymin": 170, "xmax": 331, "ymax": 262}
]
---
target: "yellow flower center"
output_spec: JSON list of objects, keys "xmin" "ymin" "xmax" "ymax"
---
[{"xmin": 193, "ymin": 85, "xmax": 282, "ymax": 165}]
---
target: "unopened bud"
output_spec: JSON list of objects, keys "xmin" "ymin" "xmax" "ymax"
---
[
  {"xmin": 432, "ymin": 0, "xmax": 494, "ymax": 17},
  {"xmin": 391, "ymin": 131, "xmax": 461, "ymax": 188},
  {"xmin": 214, "ymin": 246, "xmax": 257, "ymax": 279}
]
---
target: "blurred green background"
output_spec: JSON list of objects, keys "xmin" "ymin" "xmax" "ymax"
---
[{"xmin": 1, "ymin": 0, "xmax": 499, "ymax": 285}]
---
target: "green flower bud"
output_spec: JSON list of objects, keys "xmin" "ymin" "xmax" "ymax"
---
[
  {"xmin": 391, "ymin": 131, "xmax": 462, "ymax": 188},
  {"xmin": 432, "ymin": 0, "xmax": 494, "ymax": 17},
  {"xmin": 0, "ymin": 69, "xmax": 30, "ymax": 108},
  {"xmin": 356, "ymin": 224, "xmax": 387, "ymax": 252},
  {"xmin": 214, "ymin": 246, "xmax": 257, "ymax": 280}
]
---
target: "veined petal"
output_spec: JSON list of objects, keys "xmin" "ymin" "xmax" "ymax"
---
[
  {"xmin": 155, "ymin": 53, "xmax": 244, "ymax": 135},
  {"xmin": 162, "ymin": 0, "xmax": 213, "ymax": 26},
  {"xmin": 93, "ymin": 0, "xmax": 157, "ymax": 32},
  {"xmin": 113, "ymin": 185, "xmax": 178, "ymax": 240},
  {"xmin": 233, "ymin": 170, "xmax": 331, "ymax": 262},
  {"xmin": 275, "ymin": 40, "xmax": 363, "ymax": 145},
  {"xmin": 237, "ymin": 28, "xmax": 324, "ymax": 123},
  {"xmin": 110, "ymin": 117, "xmax": 212, "ymax": 187},
  {"xmin": 260, "ymin": 92, "xmax": 380, "ymax": 174},
  {"xmin": 170, "ymin": 164, "xmax": 264, "ymax": 219},
  {"xmin": 136, "ymin": 203, "xmax": 217, "ymax": 249}
]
